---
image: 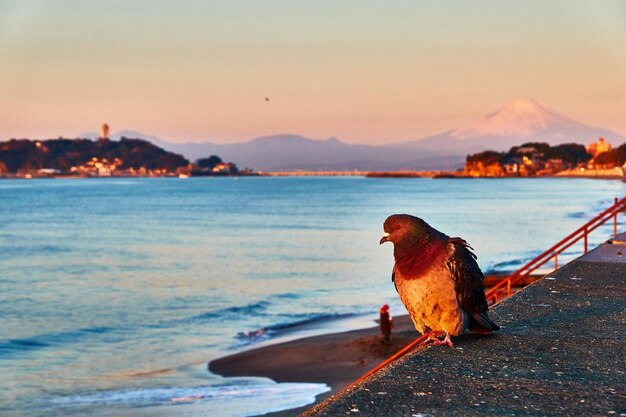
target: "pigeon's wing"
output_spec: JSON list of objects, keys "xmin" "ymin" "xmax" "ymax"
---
[
  {"xmin": 446, "ymin": 237, "xmax": 499, "ymax": 332},
  {"xmin": 391, "ymin": 265, "xmax": 398, "ymax": 293}
]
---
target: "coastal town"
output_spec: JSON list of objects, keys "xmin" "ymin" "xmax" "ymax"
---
[{"xmin": 463, "ymin": 137, "xmax": 626, "ymax": 178}]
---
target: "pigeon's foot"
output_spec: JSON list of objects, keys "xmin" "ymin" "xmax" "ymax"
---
[
  {"xmin": 419, "ymin": 331, "xmax": 444, "ymax": 346},
  {"xmin": 433, "ymin": 333, "xmax": 453, "ymax": 347},
  {"xmin": 418, "ymin": 338, "xmax": 433, "ymax": 347}
]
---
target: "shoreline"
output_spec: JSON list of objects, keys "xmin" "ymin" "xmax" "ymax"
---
[
  {"xmin": 210, "ymin": 314, "xmax": 420, "ymax": 417},
  {"xmin": 209, "ymin": 273, "xmax": 543, "ymax": 417},
  {"xmin": 0, "ymin": 171, "xmax": 623, "ymax": 180},
  {"xmin": 210, "ymin": 314, "xmax": 419, "ymax": 390}
]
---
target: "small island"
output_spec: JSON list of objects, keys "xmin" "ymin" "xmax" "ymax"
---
[{"xmin": 0, "ymin": 125, "xmax": 258, "ymax": 179}]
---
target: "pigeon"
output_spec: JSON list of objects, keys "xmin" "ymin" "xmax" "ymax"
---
[{"xmin": 379, "ymin": 214, "xmax": 499, "ymax": 347}]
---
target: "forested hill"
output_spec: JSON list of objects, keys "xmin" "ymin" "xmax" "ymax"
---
[{"xmin": 0, "ymin": 137, "xmax": 189, "ymax": 173}]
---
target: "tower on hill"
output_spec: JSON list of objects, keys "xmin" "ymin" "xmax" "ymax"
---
[{"xmin": 100, "ymin": 123, "xmax": 110, "ymax": 140}]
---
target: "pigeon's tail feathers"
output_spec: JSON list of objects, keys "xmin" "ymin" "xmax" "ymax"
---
[{"xmin": 468, "ymin": 312, "xmax": 500, "ymax": 334}]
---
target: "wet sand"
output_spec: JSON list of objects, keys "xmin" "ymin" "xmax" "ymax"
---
[{"xmin": 210, "ymin": 315, "xmax": 420, "ymax": 417}]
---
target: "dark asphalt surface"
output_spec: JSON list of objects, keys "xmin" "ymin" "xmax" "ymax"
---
[{"xmin": 302, "ymin": 236, "xmax": 626, "ymax": 417}]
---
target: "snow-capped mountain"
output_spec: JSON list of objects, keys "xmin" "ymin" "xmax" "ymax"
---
[
  {"xmin": 451, "ymin": 99, "xmax": 587, "ymax": 139},
  {"xmin": 400, "ymin": 98, "xmax": 624, "ymax": 151}
]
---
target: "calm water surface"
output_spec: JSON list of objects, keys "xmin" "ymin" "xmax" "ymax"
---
[{"xmin": 1, "ymin": 177, "xmax": 624, "ymax": 416}]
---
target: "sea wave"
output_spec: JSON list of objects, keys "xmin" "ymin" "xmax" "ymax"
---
[
  {"xmin": 185, "ymin": 293, "xmax": 303, "ymax": 322},
  {"xmin": 235, "ymin": 312, "xmax": 356, "ymax": 344},
  {"xmin": 567, "ymin": 211, "xmax": 587, "ymax": 219},
  {"xmin": 0, "ymin": 326, "xmax": 115, "ymax": 358},
  {"xmin": 568, "ymin": 198, "xmax": 620, "ymax": 220},
  {"xmin": 485, "ymin": 246, "xmax": 592, "ymax": 275},
  {"xmin": 189, "ymin": 301, "xmax": 271, "ymax": 321},
  {"xmin": 273, "ymin": 292, "xmax": 301, "ymax": 300},
  {"xmin": 486, "ymin": 258, "xmax": 527, "ymax": 272},
  {"xmin": 48, "ymin": 381, "xmax": 330, "ymax": 417},
  {"xmin": 0, "ymin": 244, "xmax": 72, "ymax": 260}
]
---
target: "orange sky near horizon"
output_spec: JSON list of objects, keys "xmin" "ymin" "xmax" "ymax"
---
[{"xmin": 0, "ymin": 0, "xmax": 625, "ymax": 144}]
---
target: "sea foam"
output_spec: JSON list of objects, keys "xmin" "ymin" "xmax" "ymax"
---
[{"xmin": 50, "ymin": 381, "xmax": 330, "ymax": 417}]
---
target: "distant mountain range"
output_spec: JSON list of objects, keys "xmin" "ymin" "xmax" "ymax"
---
[
  {"xmin": 82, "ymin": 99, "xmax": 624, "ymax": 171},
  {"xmin": 81, "ymin": 132, "xmax": 471, "ymax": 171}
]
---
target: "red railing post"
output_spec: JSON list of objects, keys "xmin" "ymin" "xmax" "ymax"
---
[
  {"xmin": 615, "ymin": 197, "xmax": 619, "ymax": 238},
  {"xmin": 554, "ymin": 254, "xmax": 558, "ymax": 270},
  {"xmin": 584, "ymin": 226, "xmax": 588, "ymax": 253}
]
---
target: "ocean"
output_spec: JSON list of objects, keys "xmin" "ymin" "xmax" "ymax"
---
[{"xmin": 1, "ymin": 177, "xmax": 624, "ymax": 417}]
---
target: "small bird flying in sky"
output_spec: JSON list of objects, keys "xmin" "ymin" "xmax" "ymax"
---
[{"xmin": 380, "ymin": 214, "xmax": 499, "ymax": 347}]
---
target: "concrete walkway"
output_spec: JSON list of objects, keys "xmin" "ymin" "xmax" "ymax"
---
[{"xmin": 302, "ymin": 233, "xmax": 626, "ymax": 416}]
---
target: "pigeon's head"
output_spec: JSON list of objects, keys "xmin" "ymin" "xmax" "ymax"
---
[{"xmin": 379, "ymin": 214, "xmax": 429, "ymax": 245}]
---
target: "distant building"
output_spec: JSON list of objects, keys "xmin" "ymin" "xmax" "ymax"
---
[
  {"xmin": 212, "ymin": 162, "xmax": 239, "ymax": 174},
  {"xmin": 100, "ymin": 123, "xmax": 110, "ymax": 140},
  {"xmin": 503, "ymin": 162, "xmax": 519, "ymax": 174},
  {"xmin": 516, "ymin": 146, "xmax": 538, "ymax": 154},
  {"xmin": 464, "ymin": 160, "xmax": 505, "ymax": 177},
  {"xmin": 587, "ymin": 138, "xmax": 611, "ymax": 157},
  {"xmin": 71, "ymin": 157, "xmax": 122, "ymax": 177},
  {"xmin": 35, "ymin": 168, "xmax": 62, "ymax": 177}
]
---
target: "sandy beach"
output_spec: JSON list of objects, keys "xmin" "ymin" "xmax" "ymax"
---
[
  {"xmin": 208, "ymin": 273, "xmax": 543, "ymax": 417},
  {"xmin": 210, "ymin": 314, "xmax": 420, "ymax": 417}
]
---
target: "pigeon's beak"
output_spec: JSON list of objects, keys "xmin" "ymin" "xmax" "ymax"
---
[{"xmin": 379, "ymin": 232, "xmax": 390, "ymax": 245}]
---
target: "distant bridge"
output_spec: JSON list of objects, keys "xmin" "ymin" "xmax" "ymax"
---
[
  {"xmin": 265, "ymin": 171, "xmax": 365, "ymax": 177},
  {"xmin": 264, "ymin": 171, "xmax": 443, "ymax": 178}
]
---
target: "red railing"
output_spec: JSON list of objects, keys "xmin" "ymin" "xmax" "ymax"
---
[
  {"xmin": 352, "ymin": 196, "xmax": 625, "ymax": 384},
  {"xmin": 486, "ymin": 196, "xmax": 626, "ymax": 304}
]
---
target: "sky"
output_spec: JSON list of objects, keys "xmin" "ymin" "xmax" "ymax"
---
[{"xmin": 0, "ymin": 0, "xmax": 625, "ymax": 144}]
